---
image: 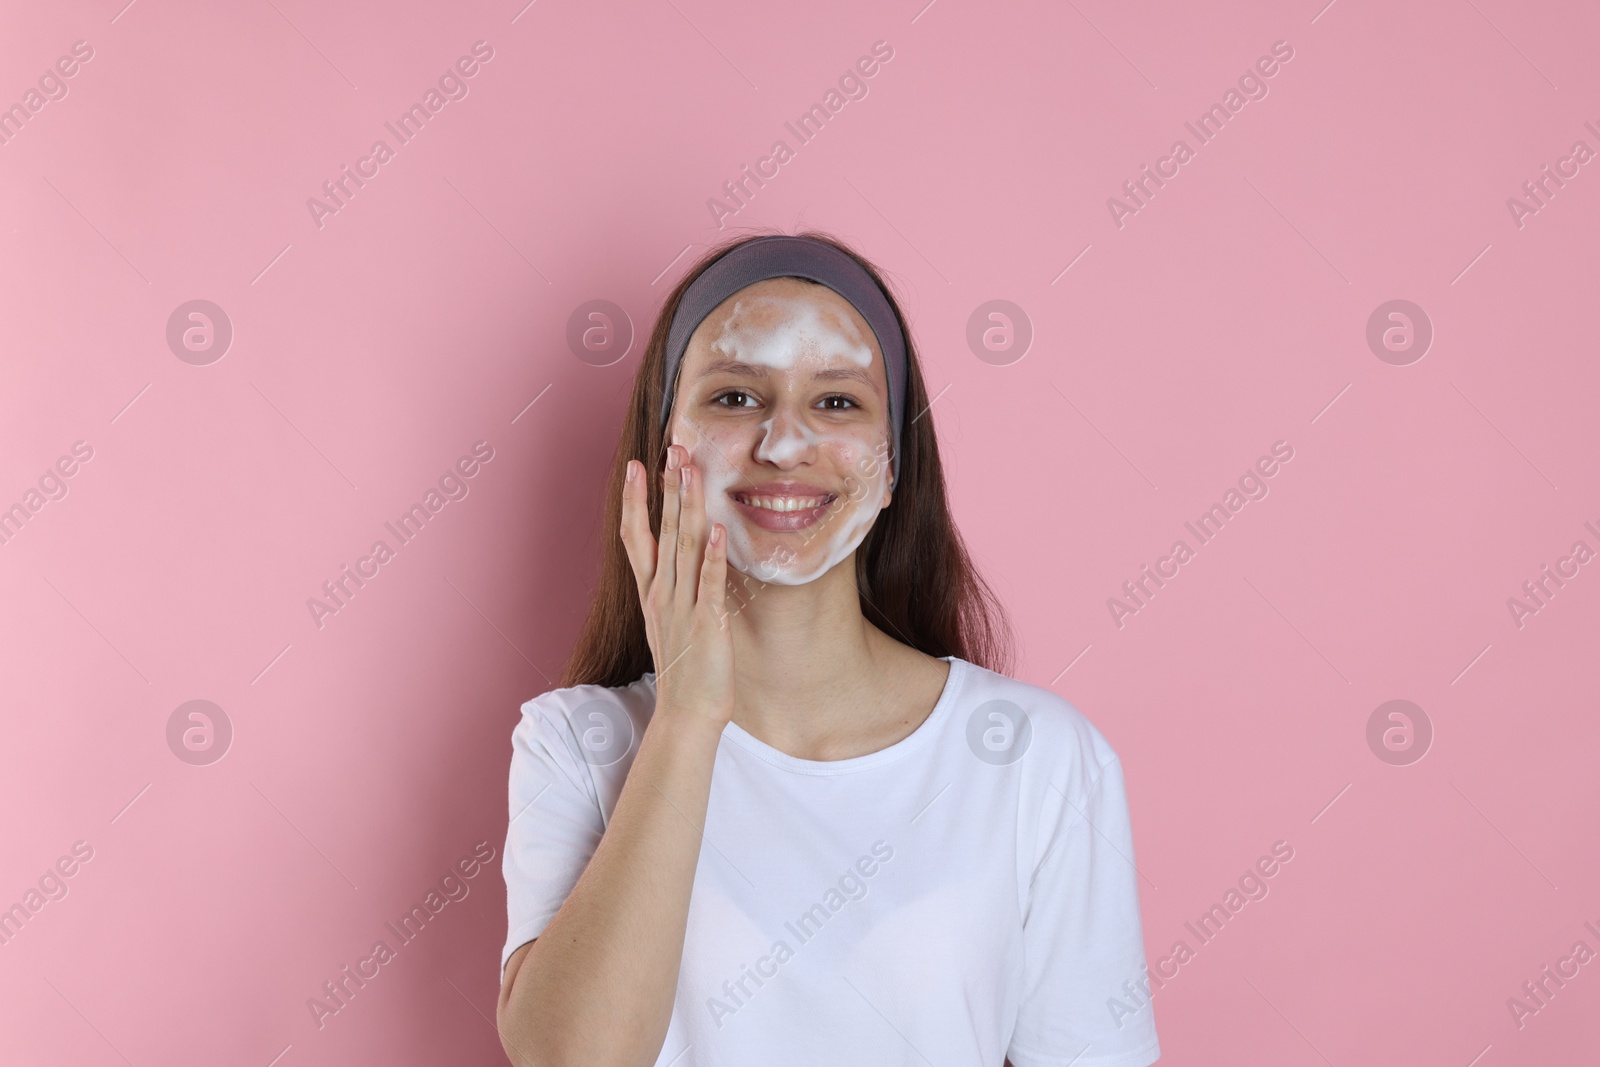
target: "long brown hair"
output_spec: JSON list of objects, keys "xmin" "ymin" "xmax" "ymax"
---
[{"xmin": 561, "ymin": 228, "xmax": 1014, "ymax": 688}]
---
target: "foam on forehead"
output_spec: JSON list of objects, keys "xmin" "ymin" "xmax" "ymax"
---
[{"xmin": 709, "ymin": 292, "xmax": 876, "ymax": 371}]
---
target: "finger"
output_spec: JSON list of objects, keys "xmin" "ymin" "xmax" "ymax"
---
[
  {"xmin": 699, "ymin": 522, "xmax": 729, "ymax": 625},
  {"xmin": 656, "ymin": 445, "xmax": 683, "ymax": 597},
  {"xmin": 675, "ymin": 457, "xmax": 708, "ymax": 599},
  {"xmin": 618, "ymin": 460, "xmax": 656, "ymax": 599}
]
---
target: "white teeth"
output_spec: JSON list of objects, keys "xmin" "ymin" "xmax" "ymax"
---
[{"xmin": 739, "ymin": 495, "xmax": 825, "ymax": 512}]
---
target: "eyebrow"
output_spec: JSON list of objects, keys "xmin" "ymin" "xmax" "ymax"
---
[{"xmin": 695, "ymin": 356, "xmax": 878, "ymax": 390}]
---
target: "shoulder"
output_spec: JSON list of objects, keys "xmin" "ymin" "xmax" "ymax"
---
[
  {"xmin": 517, "ymin": 673, "xmax": 658, "ymax": 727},
  {"xmin": 951, "ymin": 658, "xmax": 1122, "ymax": 785},
  {"xmin": 953, "ymin": 663, "xmax": 1140, "ymax": 885},
  {"xmin": 512, "ymin": 673, "xmax": 658, "ymax": 772}
]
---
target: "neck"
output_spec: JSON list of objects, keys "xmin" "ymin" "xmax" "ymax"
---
[{"xmin": 723, "ymin": 555, "xmax": 889, "ymax": 747}]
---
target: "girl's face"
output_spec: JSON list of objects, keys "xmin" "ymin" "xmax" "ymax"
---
[{"xmin": 666, "ymin": 277, "xmax": 895, "ymax": 586}]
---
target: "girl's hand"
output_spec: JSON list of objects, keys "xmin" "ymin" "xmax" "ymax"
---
[{"xmin": 619, "ymin": 444, "xmax": 736, "ymax": 732}]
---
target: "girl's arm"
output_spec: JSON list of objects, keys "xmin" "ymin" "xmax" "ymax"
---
[
  {"xmin": 496, "ymin": 707, "xmax": 723, "ymax": 1066},
  {"xmin": 496, "ymin": 447, "xmax": 735, "ymax": 1067}
]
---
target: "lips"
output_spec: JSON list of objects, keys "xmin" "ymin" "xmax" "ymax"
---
[{"xmin": 730, "ymin": 484, "xmax": 837, "ymax": 532}]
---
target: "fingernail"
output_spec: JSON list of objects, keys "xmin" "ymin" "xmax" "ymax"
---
[
  {"xmin": 710, "ymin": 524, "xmax": 722, "ymax": 545},
  {"xmin": 666, "ymin": 448, "xmax": 680, "ymax": 471},
  {"xmin": 626, "ymin": 461, "xmax": 637, "ymax": 484}
]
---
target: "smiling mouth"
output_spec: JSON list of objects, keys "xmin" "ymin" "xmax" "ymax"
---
[
  {"xmin": 729, "ymin": 490, "xmax": 838, "ymax": 532},
  {"xmin": 732, "ymin": 492, "xmax": 836, "ymax": 512}
]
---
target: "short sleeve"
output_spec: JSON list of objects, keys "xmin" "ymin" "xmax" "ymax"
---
[
  {"xmin": 499, "ymin": 693, "xmax": 610, "ymax": 983},
  {"xmin": 1007, "ymin": 753, "xmax": 1161, "ymax": 1067}
]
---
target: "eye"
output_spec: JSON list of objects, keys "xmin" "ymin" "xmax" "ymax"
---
[
  {"xmin": 818, "ymin": 394, "xmax": 858, "ymax": 411},
  {"xmin": 712, "ymin": 390, "xmax": 758, "ymax": 409}
]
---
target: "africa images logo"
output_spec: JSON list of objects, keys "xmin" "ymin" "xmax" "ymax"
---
[
  {"xmin": 705, "ymin": 841, "xmax": 894, "ymax": 1029},
  {"xmin": 705, "ymin": 40, "xmax": 895, "ymax": 228},
  {"xmin": 305, "ymin": 841, "xmax": 495, "ymax": 1031},
  {"xmin": 305, "ymin": 41, "xmax": 495, "ymax": 230},
  {"xmin": 1106, "ymin": 40, "xmax": 1296, "ymax": 229},
  {"xmin": 305, "ymin": 441, "xmax": 495, "ymax": 630}
]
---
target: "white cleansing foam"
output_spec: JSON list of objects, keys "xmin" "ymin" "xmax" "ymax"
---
[{"xmin": 674, "ymin": 292, "xmax": 891, "ymax": 586}]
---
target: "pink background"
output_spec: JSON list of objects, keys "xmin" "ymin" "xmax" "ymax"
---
[{"xmin": 2, "ymin": 0, "xmax": 1597, "ymax": 1063}]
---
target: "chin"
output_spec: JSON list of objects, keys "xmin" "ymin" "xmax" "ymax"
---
[
  {"xmin": 725, "ymin": 516, "xmax": 878, "ymax": 587},
  {"xmin": 733, "ymin": 554, "xmax": 834, "ymax": 586}
]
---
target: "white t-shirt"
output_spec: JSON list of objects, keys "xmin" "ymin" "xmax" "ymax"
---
[{"xmin": 500, "ymin": 655, "xmax": 1161, "ymax": 1067}]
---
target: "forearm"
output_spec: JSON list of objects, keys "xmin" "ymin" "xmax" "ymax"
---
[{"xmin": 500, "ymin": 710, "xmax": 724, "ymax": 1067}]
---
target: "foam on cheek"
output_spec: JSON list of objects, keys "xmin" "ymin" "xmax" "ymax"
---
[
  {"xmin": 672, "ymin": 419, "xmax": 890, "ymax": 586},
  {"xmin": 671, "ymin": 419, "xmax": 765, "ymax": 578},
  {"xmin": 757, "ymin": 434, "xmax": 890, "ymax": 585}
]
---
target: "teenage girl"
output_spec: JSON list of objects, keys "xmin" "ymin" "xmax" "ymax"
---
[{"xmin": 495, "ymin": 232, "xmax": 1160, "ymax": 1067}]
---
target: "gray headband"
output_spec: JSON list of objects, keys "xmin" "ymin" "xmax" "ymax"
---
[{"xmin": 659, "ymin": 235, "xmax": 908, "ymax": 481}]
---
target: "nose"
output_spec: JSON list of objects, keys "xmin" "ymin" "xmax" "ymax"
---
[{"xmin": 753, "ymin": 404, "xmax": 815, "ymax": 468}]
